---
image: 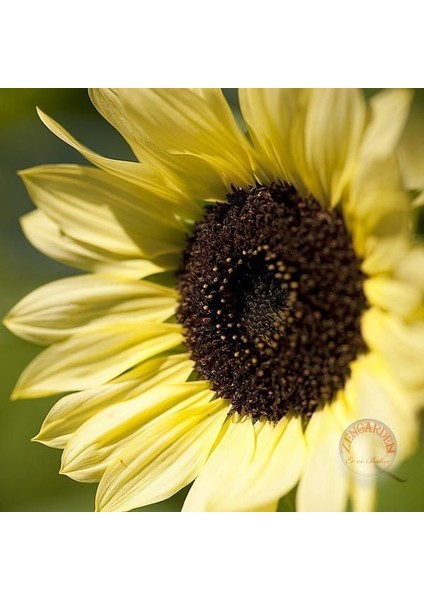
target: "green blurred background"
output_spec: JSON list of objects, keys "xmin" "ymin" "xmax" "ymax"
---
[{"xmin": 0, "ymin": 89, "xmax": 423, "ymax": 511}]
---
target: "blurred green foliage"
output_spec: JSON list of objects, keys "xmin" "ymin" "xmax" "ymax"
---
[{"xmin": 0, "ymin": 89, "xmax": 423, "ymax": 511}]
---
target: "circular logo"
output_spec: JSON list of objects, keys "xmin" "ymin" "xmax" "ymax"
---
[{"xmin": 339, "ymin": 419, "xmax": 397, "ymax": 476}]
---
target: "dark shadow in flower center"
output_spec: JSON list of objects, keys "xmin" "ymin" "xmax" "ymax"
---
[{"xmin": 177, "ymin": 183, "xmax": 368, "ymax": 421}]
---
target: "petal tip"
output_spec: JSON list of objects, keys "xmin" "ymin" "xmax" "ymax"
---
[
  {"xmin": 10, "ymin": 385, "xmax": 23, "ymax": 401},
  {"xmin": 17, "ymin": 166, "xmax": 40, "ymax": 180},
  {"xmin": 58, "ymin": 463, "xmax": 76, "ymax": 479},
  {"xmin": 94, "ymin": 493, "xmax": 111, "ymax": 513},
  {"xmin": 35, "ymin": 108, "xmax": 62, "ymax": 138},
  {"xmin": 36, "ymin": 106, "xmax": 48, "ymax": 121},
  {"xmin": 2, "ymin": 314, "xmax": 12, "ymax": 330},
  {"xmin": 31, "ymin": 434, "xmax": 43, "ymax": 444}
]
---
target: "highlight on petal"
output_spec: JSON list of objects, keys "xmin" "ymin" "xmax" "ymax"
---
[
  {"xmin": 291, "ymin": 88, "xmax": 366, "ymax": 207},
  {"xmin": 92, "ymin": 88, "xmax": 256, "ymax": 194},
  {"xmin": 100, "ymin": 88, "xmax": 249, "ymax": 162},
  {"xmin": 4, "ymin": 274, "xmax": 177, "ymax": 345},
  {"xmin": 296, "ymin": 398, "xmax": 351, "ymax": 512},
  {"xmin": 21, "ymin": 210, "xmax": 162, "ymax": 278},
  {"xmin": 11, "ymin": 322, "xmax": 183, "ymax": 399},
  {"xmin": 183, "ymin": 415, "xmax": 305, "ymax": 512},
  {"xmin": 61, "ymin": 382, "xmax": 216, "ymax": 484},
  {"xmin": 88, "ymin": 88, "xmax": 150, "ymax": 162},
  {"xmin": 90, "ymin": 89, "xmax": 247, "ymax": 166},
  {"xmin": 20, "ymin": 165, "xmax": 186, "ymax": 264},
  {"xmin": 36, "ymin": 108, "xmax": 201, "ymax": 219},
  {"xmin": 239, "ymin": 88, "xmax": 306, "ymax": 188},
  {"xmin": 34, "ymin": 354, "xmax": 194, "ymax": 449},
  {"xmin": 95, "ymin": 396, "xmax": 228, "ymax": 511}
]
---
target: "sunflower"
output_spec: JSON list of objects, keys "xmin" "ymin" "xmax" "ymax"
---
[{"xmin": 5, "ymin": 89, "xmax": 424, "ymax": 512}]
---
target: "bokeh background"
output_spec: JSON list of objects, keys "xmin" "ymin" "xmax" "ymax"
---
[{"xmin": 0, "ymin": 89, "xmax": 423, "ymax": 511}]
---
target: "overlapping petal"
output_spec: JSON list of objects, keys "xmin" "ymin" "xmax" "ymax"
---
[
  {"xmin": 362, "ymin": 308, "xmax": 424, "ymax": 389},
  {"xmin": 183, "ymin": 415, "xmax": 305, "ymax": 511},
  {"xmin": 20, "ymin": 165, "xmax": 186, "ymax": 265},
  {"xmin": 60, "ymin": 383, "xmax": 215, "ymax": 483},
  {"xmin": 21, "ymin": 210, "xmax": 161, "ymax": 278},
  {"xmin": 345, "ymin": 353, "xmax": 419, "ymax": 468},
  {"xmin": 343, "ymin": 91, "xmax": 413, "ymax": 274},
  {"xmin": 240, "ymin": 88, "xmax": 367, "ymax": 207},
  {"xmin": 35, "ymin": 354, "xmax": 194, "ymax": 448},
  {"xmin": 37, "ymin": 109, "xmax": 201, "ymax": 219},
  {"xmin": 12, "ymin": 322, "xmax": 183, "ymax": 399},
  {"xmin": 239, "ymin": 88, "xmax": 303, "ymax": 185},
  {"xmin": 360, "ymin": 89, "xmax": 413, "ymax": 163},
  {"xmin": 296, "ymin": 398, "xmax": 351, "ymax": 512},
  {"xmin": 90, "ymin": 88, "xmax": 257, "ymax": 196},
  {"xmin": 364, "ymin": 275, "xmax": 422, "ymax": 319},
  {"xmin": 96, "ymin": 396, "xmax": 228, "ymax": 511},
  {"xmin": 5, "ymin": 274, "xmax": 177, "ymax": 344}
]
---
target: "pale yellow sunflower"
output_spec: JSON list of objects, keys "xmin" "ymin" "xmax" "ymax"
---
[{"xmin": 5, "ymin": 89, "xmax": 424, "ymax": 512}]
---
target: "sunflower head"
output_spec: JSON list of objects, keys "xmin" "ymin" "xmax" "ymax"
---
[
  {"xmin": 5, "ymin": 88, "xmax": 424, "ymax": 512},
  {"xmin": 177, "ymin": 181, "xmax": 368, "ymax": 421}
]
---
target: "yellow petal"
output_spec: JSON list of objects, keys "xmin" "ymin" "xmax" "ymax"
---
[
  {"xmin": 346, "ymin": 353, "xmax": 419, "ymax": 464},
  {"xmin": 359, "ymin": 89, "xmax": 413, "ymax": 163},
  {"xmin": 364, "ymin": 275, "xmax": 422, "ymax": 319},
  {"xmin": 344, "ymin": 92, "xmax": 413, "ymax": 273},
  {"xmin": 88, "ymin": 88, "xmax": 151, "ymax": 162},
  {"xmin": 344, "ymin": 156, "xmax": 410, "ymax": 273},
  {"xmin": 238, "ymin": 88, "xmax": 304, "ymax": 186},
  {"xmin": 341, "ymin": 353, "xmax": 418, "ymax": 510},
  {"xmin": 395, "ymin": 245, "xmax": 424, "ymax": 291},
  {"xmin": 101, "ymin": 88, "xmax": 256, "ymax": 193},
  {"xmin": 296, "ymin": 399, "xmax": 350, "ymax": 512},
  {"xmin": 4, "ymin": 274, "xmax": 177, "ymax": 345},
  {"xmin": 91, "ymin": 89, "xmax": 248, "ymax": 167},
  {"xmin": 20, "ymin": 210, "xmax": 163, "ymax": 278},
  {"xmin": 20, "ymin": 165, "xmax": 185, "ymax": 262},
  {"xmin": 293, "ymin": 89, "xmax": 366, "ymax": 207},
  {"xmin": 361, "ymin": 235, "xmax": 409, "ymax": 276},
  {"xmin": 350, "ymin": 479, "xmax": 376, "ymax": 512},
  {"xmin": 362, "ymin": 308, "xmax": 424, "ymax": 389},
  {"xmin": 95, "ymin": 397, "xmax": 228, "ymax": 511},
  {"xmin": 183, "ymin": 415, "xmax": 305, "ymax": 511},
  {"xmin": 61, "ymin": 383, "xmax": 214, "ymax": 483},
  {"xmin": 236, "ymin": 417, "xmax": 306, "ymax": 511},
  {"xmin": 109, "ymin": 88, "xmax": 250, "ymax": 163},
  {"xmin": 35, "ymin": 354, "xmax": 194, "ymax": 448},
  {"xmin": 12, "ymin": 322, "xmax": 183, "ymax": 399},
  {"xmin": 37, "ymin": 108, "xmax": 201, "ymax": 219}
]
